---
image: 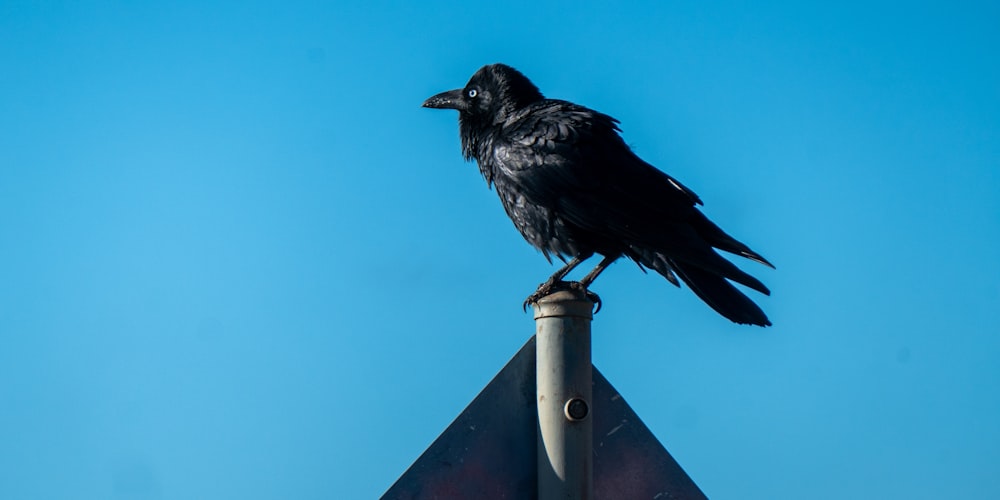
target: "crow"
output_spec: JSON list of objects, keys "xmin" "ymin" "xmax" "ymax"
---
[{"xmin": 423, "ymin": 64, "xmax": 774, "ymax": 326}]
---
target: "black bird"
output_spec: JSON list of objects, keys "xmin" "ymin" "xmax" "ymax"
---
[{"xmin": 423, "ymin": 64, "xmax": 774, "ymax": 326}]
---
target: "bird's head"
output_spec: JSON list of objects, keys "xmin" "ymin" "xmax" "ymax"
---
[{"xmin": 422, "ymin": 63, "xmax": 544, "ymax": 123}]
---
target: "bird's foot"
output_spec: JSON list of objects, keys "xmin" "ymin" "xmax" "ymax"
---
[{"xmin": 522, "ymin": 280, "xmax": 602, "ymax": 314}]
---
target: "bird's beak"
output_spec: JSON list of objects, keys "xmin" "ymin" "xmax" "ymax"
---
[{"xmin": 422, "ymin": 89, "xmax": 466, "ymax": 110}]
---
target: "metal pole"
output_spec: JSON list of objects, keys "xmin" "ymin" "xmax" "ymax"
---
[{"xmin": 534, "ymin": 289, "xmax": 594, "ymax": 500}]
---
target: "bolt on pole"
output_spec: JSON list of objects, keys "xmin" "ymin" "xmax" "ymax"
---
[{"xmin": 533, "ymin": 289, "xmax": 594, "ymax": 500}]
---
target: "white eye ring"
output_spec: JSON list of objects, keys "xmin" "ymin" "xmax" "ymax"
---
[{"xmin": 467, "ymin": 89, "xmax": 478, "ymax": 98}]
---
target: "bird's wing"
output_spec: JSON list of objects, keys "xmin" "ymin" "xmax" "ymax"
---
[
  {"xmin": 494, "ymin": 101, "xmax": 701, "ymax": 245},
  {"xmin": 493, "ymin": 100, "xmax": 770, "ymax": 292},
  {"xmin": 497, "ymin": 100, "xmax": 701, "ymax": 209}
]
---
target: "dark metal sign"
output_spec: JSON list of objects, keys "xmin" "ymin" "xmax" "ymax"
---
[{"xmin": 382, "ymin": 336, "xmax": 706, "ymax": 500}]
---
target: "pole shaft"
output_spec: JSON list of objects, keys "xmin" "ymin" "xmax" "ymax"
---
[{"xmin": 534, "ymin": 290, "xmax": 594, "ymax": 500}]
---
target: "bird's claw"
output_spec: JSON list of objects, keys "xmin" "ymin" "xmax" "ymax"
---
[
  {"xmin": 522, "ymin": 280, "xmax": 602, "ymax": 314},
  {"xmin": 522, "ymin": 282, "xmax": 554, "ymax": 312},
  {"xmin": 586, "ymin": 288, "xmax": 602, "ymax": 314}
]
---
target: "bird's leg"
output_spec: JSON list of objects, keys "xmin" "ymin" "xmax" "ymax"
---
[
  {"xmin": 522, "ymin": 254, "xmax": 590, "ymax": 311},
  {"xmin": 569, "ymin": 254, "xmax": 618, "ymax": 313},
  {"xmin": 523, "ymin": 253, "xmax": 614, "ymax": 313},
  {"xmin": 544, "ymin": 255, "xmax": 588, "ymax": 286},
  {"xmin": 579, "ymin": 254, "xmax": 617, "ymax": 288}
]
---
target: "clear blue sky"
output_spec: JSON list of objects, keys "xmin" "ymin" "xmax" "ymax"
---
[{"xmin": 1, "ymin": 1, "xmax": 998, "ymax": 498}]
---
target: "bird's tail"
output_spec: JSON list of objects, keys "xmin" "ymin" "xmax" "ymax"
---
[
  {"xmin": 690, "ymin": 211, "xmax": 774, "ymax": 268},
  {"xmin": 629, "ymin": 247, "xmax": 771, "ymax": 326},
  {"xmin": 671, "ymin": 260, "xmax": 771, "ymax": 326}
]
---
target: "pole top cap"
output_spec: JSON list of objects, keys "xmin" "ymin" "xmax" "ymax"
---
[{"xmin": 532, "ymin": 288, "xmax": 595, "ymax": 320}]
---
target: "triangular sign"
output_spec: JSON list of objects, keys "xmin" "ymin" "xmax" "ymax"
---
[{"xmin": 382, "ymin": 336, "xmax": 707, "ymax": 499}]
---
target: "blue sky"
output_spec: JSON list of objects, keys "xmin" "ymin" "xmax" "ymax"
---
[{"xmin": 1, "ymin": 1, "xmax": 998, "ymax": 498}]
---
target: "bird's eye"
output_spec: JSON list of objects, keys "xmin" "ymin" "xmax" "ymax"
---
[{"xmin": 467, "ymin": 89, "xmax": 478, "ymax": 98}]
